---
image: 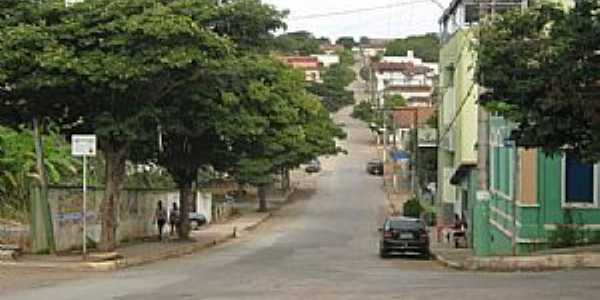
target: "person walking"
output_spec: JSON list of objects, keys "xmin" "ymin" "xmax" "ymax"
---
[
  {"xmin": 155, "ymin": 201, "xmax": 167, "ymax": 241},
  {"xmin": 169, "ymin": 202, "xmax": 180, "ymax": 237}
]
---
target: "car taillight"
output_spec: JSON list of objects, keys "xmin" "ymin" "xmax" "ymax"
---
[
  {"xmin": 383, "ymin": 231, "xmax": 393, "ymax": 239},
  {"xmin": 420, "ymin": 232, "xmax": 429, "ymax": 242}
]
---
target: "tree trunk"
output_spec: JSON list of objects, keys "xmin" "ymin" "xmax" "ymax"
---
[
  {"xmin": 31, "ymin": 117, "xmax": 55, "ymax": 253},
  {"xmin": 257, "ymin": 184, "xmax": 268, "ymax": 212},
  {"xmin": 177, "ymin": 181, "xmax": 193, "ymax": 239},
  {"xmin": 284, "ymin": 168, "xmax": 291, "ymax": 191},
  {"xmin": 98, "ymin": 145, "xmax": 127, "ymax": 252}
]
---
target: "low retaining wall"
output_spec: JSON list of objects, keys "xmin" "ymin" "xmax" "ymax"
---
[{"xmin": 1, "ymin": 187, "xmax": 213, "ymax": 253}]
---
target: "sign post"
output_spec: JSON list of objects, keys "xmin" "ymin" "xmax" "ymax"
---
[{"xmin": 72, "ymin": 134, "xmax": 96, "ymax": 257}]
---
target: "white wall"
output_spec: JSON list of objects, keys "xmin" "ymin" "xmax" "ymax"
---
[{"xmin": 311, "ymin": 54, "xmax": 340, "ymax": 68}]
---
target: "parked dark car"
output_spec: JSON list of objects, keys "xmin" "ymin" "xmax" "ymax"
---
[
  {"xmin": 189, "ymin": 212, "xmax": 207, "ymax": 230},
  {"xmin": 379, "ymin": 216, "xmax": 429, "ymax": 258},
  {"xmin": 366, "ymin": 159, "xmax": 383, "ymax": 175},
  {"xmin": 305, "ymin": 159, "xmax": 321, "ymax": 173}
]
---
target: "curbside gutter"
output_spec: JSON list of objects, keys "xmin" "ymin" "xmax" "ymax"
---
[{"xmin": 430, "ymin": 250, "xmax": 600, "ymax": 272}]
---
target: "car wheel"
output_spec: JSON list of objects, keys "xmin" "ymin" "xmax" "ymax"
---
[
  {"xmin": 190, "ymin": 220, "xmax": 199, "ymax": 231},
  {"xmin": 379, "ymin": 247, "xmax": 389, "ymax": 258},
  {"xmin": 421, "ymin": 250, "xmax": 431, "ymax": 260}
]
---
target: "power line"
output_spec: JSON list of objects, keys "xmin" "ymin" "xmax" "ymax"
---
[{"xmin": 289, "ymin": 0, "xmax": 435, "ymax": 21}]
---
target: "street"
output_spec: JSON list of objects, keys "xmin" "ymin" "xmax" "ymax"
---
[{"xmin": 2, "ymin": 108, "xmax": 600, "ymax": 300}]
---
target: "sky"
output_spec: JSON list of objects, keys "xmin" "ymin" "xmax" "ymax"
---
[{"xmin": 263, "ymin": 0, "xmax": 452, "ymax": 41}]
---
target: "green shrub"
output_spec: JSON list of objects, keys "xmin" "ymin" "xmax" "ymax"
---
[{"xmin": 403, "ymin": 197, "xmax": 424, "ymax": 218}]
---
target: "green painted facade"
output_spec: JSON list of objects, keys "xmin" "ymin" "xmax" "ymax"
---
[
  {"xmin": 485, "ymin": 117, "xmax": 600, "ymax": 256},
  {"xmin": 436, "ymin": 0, "xmax": 598, "ymax": 256}
]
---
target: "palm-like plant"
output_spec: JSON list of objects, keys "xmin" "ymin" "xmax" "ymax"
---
[{"xmin": 0, "ymin": 126, "xmax": 79, "ymax": 221}]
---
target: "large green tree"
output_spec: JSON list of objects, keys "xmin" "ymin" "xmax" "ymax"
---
[
  {"xmin": 217, "ymin": 56, "xmax": 345, "ymax": 211},
  {"xmin": 145, "ymin": 0, "xmax": 287, "ymax": 239},
  {"xmin": 476, "ymin": 0, "xmax": 600, "ymax": 161},
  {"xmin": 0, "ymin": 0, "xmax": 230, "ymax": 250}
]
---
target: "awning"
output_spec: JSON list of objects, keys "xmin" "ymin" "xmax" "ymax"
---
[
  {"xmin": 390, "ymin": 150, "xmax": 410, "ymax": 161},
  {"xmin": 449, "ymin": 164, "xmax": 476, "ymax": 185}
]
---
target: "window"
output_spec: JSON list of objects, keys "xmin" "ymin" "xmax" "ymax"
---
[
  {"xmin": 490, "ymin": 128, "xmax": 514, "ymax": 199},
  {"xmin": 562, "ymin": 153, "xmax": 599, "ymax": 207},
  {"xmin": 465, "ymin": 4, "xmax": 480, "ymax": 25}
]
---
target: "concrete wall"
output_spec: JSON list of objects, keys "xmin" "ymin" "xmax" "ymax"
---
[{"xmin": 1, "ymin": 187, "xmax": 213, "ymax": 253}]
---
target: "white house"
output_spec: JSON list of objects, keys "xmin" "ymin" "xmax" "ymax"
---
[
  {"xmin": 310, "ymin": 54, "xmax": 340, "ymax": 68},
  {"xmin": 373, "ymin": 52, "xmax": 438, "ymax": 107}
]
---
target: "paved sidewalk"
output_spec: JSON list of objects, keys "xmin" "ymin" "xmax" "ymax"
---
[
  {"xmin": 430, "ymin": 242, "xmax": 600, "ymax": 271},
  {"xmin": 0, "ymin": 209, "xmax": 272, "ymax": 271}
]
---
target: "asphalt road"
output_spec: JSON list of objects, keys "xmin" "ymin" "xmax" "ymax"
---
[{"xmin": 4, "ymin": 108, "xmax": 600, "ymax": 300}]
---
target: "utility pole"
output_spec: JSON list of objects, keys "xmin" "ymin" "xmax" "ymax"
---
[{"xmin": 412, "ymin": 108, "xmax": 419, "ymax": 197}]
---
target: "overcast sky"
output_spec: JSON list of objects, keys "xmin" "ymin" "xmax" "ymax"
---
[{"xmin": 263, "ymin": 0, "xmax": 452, "ymax": 41}]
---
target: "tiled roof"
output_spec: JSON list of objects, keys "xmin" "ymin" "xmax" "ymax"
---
[
  {"xmin": 386, "ymin": 85, "xmax": 433, "ymax": 93},
  {"xmin": 375, "ymin": 62, "xmax": 433, "ymax": 75},
  {"xmin": 392, "ymin": 107, "xmax": 436, "ymax": 128}
]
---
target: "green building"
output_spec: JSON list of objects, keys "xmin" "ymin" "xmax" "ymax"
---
[{"xmin": 437, "ymin": 0, "xmax": 598, "ymax": 256}]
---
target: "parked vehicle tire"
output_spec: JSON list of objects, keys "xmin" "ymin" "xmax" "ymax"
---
[
  {"xmin": 379, "ymin": 247, "xmax": 389, "ymax": 258},
  {"xmin": 190, "ymin": 220, "xmax": 199, "ymax": 231}
]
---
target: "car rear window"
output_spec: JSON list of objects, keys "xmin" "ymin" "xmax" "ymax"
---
[{"xmin": 387, "ymin": 219, "xmax": 423, "ymax": 230}]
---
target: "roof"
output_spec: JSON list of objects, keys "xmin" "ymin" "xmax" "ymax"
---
[
  {"xmin": 280, "ymin": 56, "xmax": 321, "ymax": 71},
  {"xmin": 392, "ymin": 107, "xmax": 436, "ymax": 129},
  {"xmin": 363, "ymin": 38, "xmax": 394, "ymax": 47},
  {"xmin": 408, "ymin": 96, "xmax": 433, "ymax": 102},
  {"xmin": 386, "ymin": 85, "xmax": 433, "ymax": 93},
  {"xmin": 283, "ymin": 56, "xmax": 319, "ymax": 63},
  {"xmin": 375, "ymin": 62, "xmax": 433, "ymax": 75}
]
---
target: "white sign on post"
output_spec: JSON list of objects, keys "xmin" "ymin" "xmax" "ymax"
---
[
  {"xmin": 72, "ymin": 134, "xmax": 97, "ymax": 157},
  {"xmin": 71, "ymin": 134, "xmax": 96, "ymax": 258}
]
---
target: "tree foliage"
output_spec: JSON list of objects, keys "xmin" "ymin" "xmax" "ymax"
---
[
  {"xmin": 476, "ymin": 1, "xmax": 600, "ymax": 161},
  {"xmin": 384, "ymin": 95, "xmax": 406, "ymax": 109},
  {"xmin": 385, "ymin": 33, "xmax": 440, "ymax": 62},
  {"xmin": 272, "ymin": 31, "xmax": 321, "ymax": 55},
  {"xmin": 335, "ymin": 36, "xmax": 356, "ymax": 50},
  {"xmin": 215, "ymin": 56, "xmax": 345, "ymax": 211},
  {"xmin": 309, "ymin": 61, "xmax": 357, "ymax": 112},
  {"xmin": 0, "ymin": 126, "xmax": 77, "ymax": 220},
  {"xmin": 0, "ymin": 0, "xmax": 229, "ymax": 249}
]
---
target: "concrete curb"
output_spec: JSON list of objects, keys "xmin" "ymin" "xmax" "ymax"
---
[
  {"xmin": 430, "ymin": 250, "xmax": 600, "ymax": 272},
  {"xmin": 0, "ymin": 213, "xmax": 271, "ymax": 272}
]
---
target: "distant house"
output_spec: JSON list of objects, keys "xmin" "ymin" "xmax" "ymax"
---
[
  {"xmin": 310, "ymin": 54, "xmax": 340, "ymax": 68},
  {"xmin": 280, "ymin": 56, "xmax": 322, "ymax": 83},
  {"xmin": 391, "ymin": 107, "xmax": 437, "ymax": 150},
  {"xmin": 319, "ymin": 43, "xmax": 344, "ymax": 55},
  {"xmin": 373, "ymin": 51, "xmax": 438, "ymax": 107}
]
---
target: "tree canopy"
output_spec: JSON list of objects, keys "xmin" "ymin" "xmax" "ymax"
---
[
  {"xmin": 385, "ymin": 33, "xmax": 440, "ymax": 62},
  {"xmin": 272, "ymin": 31, "xmax": 322, "ymax": 55},
  {"xmin": 476, "ymin": 0, "xmax": 600, "ymax": 161},
  {"xmin": 335, "ymin": 36, "xmax": 356, "ymax": 50}
]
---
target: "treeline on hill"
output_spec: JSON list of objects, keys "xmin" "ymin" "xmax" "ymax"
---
[
  {"xmin": 384, "ymin": 33, "xmax": 440, "ymax": 62},
  {"xmin": 0, "ymin": 0, "xmax": 345, "ymax": 251},
  {"xmin": 273, "ymin": 31, "xmax": 357, "ymax": 112}
]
